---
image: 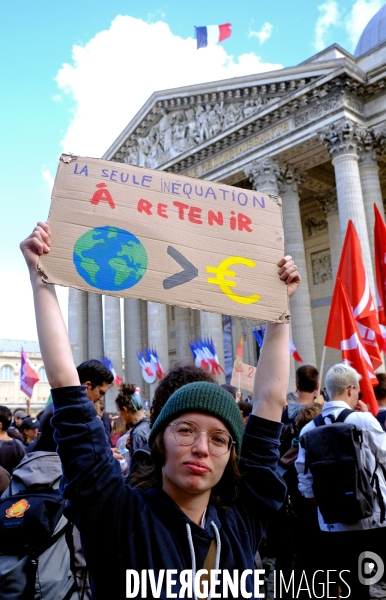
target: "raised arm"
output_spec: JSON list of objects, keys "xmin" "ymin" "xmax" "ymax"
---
[
  {"xmin": 252, "ymin": 256, "xmax": 300, "ymax": 422},
  {"xmin": 20, "ymin": 222, "xmax": 79, "ymax": 388}
]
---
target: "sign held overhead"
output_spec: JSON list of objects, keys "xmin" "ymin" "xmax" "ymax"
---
[{"xmin": 39, "ymin": 154, "xmax": 289, "ymax": 323}]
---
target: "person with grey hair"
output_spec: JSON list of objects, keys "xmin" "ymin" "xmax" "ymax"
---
[
  {"xmin": 324, "ymin": 363, "xmax": 361, "ymax": 401},
  {"xmin": 296, "ymin": 362, "xmax": 386, "ymax": 599}
]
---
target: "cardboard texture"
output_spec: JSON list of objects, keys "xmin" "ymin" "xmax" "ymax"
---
[
  {"xmin": 39, "ymin": 154, "xmax": 288, "ymax": 322},
  {"xmin": 230, "ymin": 361, "xmax": 256, "ymax": 393}
]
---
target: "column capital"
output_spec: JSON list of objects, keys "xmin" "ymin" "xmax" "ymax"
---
[
  {"xmin": 358, "ymin": 127, "xmax": 386, "ymax": 166},
  {"xmin": 278, "ymin": 166, "xmax": 305, "ymax": 195},
  {"xmin": 315, "ymin": 188, "xmax": 338, "ymax": 217},
  {"xmin": 319, "ymin": 119, "xmax": 363, "ymax": 159},
  {"xmin": 244, "ymin": 157, "xmax": 281, "ymax": 192}
]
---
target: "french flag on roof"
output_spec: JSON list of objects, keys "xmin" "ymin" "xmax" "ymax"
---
[{"xmin": 194, "ymin": 23, "xmax": 232, "ymax": 49}]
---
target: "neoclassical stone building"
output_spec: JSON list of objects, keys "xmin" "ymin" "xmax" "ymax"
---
[
  {"xmin": 68, "ymin": 7, "xmax": 386, "ymax": 403},
  {"xmin": 0, "ymin": 340, "xmax": 51, "ymax": 414}
]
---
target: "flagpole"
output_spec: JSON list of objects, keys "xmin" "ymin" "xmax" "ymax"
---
[{"xmin": 319, "ymin": 346, "xmax": 326, "ymax": 384}]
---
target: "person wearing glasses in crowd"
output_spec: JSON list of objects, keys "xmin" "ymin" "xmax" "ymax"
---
[
  {"xmin": 76, "ymin": 359, "xmax": 114, "ymax": 405},
  {"xmin": 20, "ymin": 221, "xmax": 300, "ymax": 599}
]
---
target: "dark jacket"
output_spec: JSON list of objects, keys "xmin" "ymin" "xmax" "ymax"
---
[
  {"xmin": 376, "ymin": 409, "xmax": 386, "ymax": 430},
  {"xmin": 0, "ymin": 439, "xmax": 25, "ymax": 474},
  {"xmin": 129, "ymin": 417, "xmax": 150, "ymax": 458},
  {"xmin": 51, "ymin": 386, "xmax": 285, "ymax": 600}
]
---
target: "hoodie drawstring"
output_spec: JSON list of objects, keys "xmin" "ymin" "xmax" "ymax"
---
[{"xmin": 186, "ymin": 521, "xmax": 221, "ymax": 600}]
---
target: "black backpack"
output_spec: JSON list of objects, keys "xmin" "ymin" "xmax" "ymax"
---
[
  {"xmin": 0, "ymin": 476, "xmax": 80, "ymax": 600},
  {"xmin": 300, "ymin": 408, "xmax": 386, "ymax": 525}
]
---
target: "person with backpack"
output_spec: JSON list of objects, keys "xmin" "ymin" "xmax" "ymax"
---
[
  {"xmin": 296, "ymin": 363, "xmax": 386, "ymax": 600},
  {"xmin": 0, "ymin": 404, "xmax": 90, "ymax": 600},
  {"xmin": 19, "ymin": 221, "xmax": 300, "ymax": 599}
]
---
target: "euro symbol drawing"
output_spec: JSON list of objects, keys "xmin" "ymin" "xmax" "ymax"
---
[{"xmin": 206, "ymin": 257, "xmax": 261, "ymax": 305}]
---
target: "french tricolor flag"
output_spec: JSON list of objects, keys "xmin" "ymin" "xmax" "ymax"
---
[
  {"xmin": 194, "ymin": 23, "xmax": 232, "ymax": 49},
  {"xmin": 289, "ymin": 339, "xmax": 303, "ymax": 363}
]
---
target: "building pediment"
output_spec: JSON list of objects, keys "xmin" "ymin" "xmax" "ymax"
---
[{"xmin": 103, "ymin": 55, "xmax": 386, "ymax": 175}]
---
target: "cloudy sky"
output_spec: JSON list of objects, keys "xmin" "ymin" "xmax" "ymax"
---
[{"xmin": 1, "ymin": 0, "xmax": 385, "ymax": 341}]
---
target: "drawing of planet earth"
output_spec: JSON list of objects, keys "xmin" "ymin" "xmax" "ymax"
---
[{"xmin": 73, "ymin": 226, "xmax": 148, "ymax": 291}]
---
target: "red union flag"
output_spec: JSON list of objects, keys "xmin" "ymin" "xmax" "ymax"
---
[
  {"xmin": 374, "ymin": 204, "xmax": 386, "ymax": 326},
  {"xmin": 334, "ymin": 220, "xmax": 384, "ymax": 368},
  {"xmin": 20, "ymin": 349, "xmax": 40, "ymax": 399},
  {"xmin": 325, "ymin": 278, "xmax": 378, "ymax": 415}
]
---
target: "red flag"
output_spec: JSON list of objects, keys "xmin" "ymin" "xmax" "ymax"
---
[
  {"xmin": 218, "ymin": 23, "xmax": 232, "ymax": 42},
  {"xmin": 332, "ymin": 220, "xmax": 384, "ymax": 368},
  {"xmin": 374, "ymin": 204, "xmax": 386, "ymax": 326},
  {"xmin": 20, "ymin": 348, "xmax": 40, "ymax": 399},
  {"xmin": 325, "ymin": 279, "xmax": 378, "ymax": 415}
]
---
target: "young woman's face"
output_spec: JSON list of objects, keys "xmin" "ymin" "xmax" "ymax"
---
[{"xmin": 162, "ymin": 411, "xmax": 231, "ymax": 499}]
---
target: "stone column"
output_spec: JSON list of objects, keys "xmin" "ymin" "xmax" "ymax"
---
[
  {"xmin": 147, "ymin": 302, "xmax": 169, "ymax": 399},
  {"xmin": 104, "ymin": 296, "xmax": 123, "ymax": 411},
  {"xmin": 68, "ymin": 288, "xmax": 88, "ymax": 366},
  {"xmin": 279, "ymin": 168, "xmax": 317, "ymax": 366},
  {"xmin": 319, "ymin": 120, "xmax": 375, "ymax": 299},
  {"xmin": 192, "ymin": 309, "xmax": 201, "ymax": 340},
  {"xmin": 175, "ymin": 307, "xmax": 194, "ymax": 365},
  {"xmin": 200, "ymin": 311, "xmax": 225, "ymax": 384},
  {"xmin": 316, "ymin": 189, "xmax": 342, "ymax": 280},
  {"xmin": 87, "ymin": 292, "xmax": 104, "ymax": 360},
  {"xmin": 358, "ymin": 128, "xmax": 386, "ymax": 268},
  {"xmin": 124, "ymin": 299, "xmax": 143, "ymax": 387},
  {"xmin": 245, "ymin": 158, "xmax": 317, "ymax": 367}
]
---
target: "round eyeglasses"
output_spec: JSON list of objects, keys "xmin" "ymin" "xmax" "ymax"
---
[
  {"xmin": 93, "ymin": 385, "xmax": 107, "ymax": 398},
  {"xmin": 168, "ymin": 420, "xmax": 234, "ymax": 456}
]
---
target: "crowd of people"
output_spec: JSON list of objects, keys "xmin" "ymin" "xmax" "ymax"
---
[{"xmin": 0, "ymin": 220, "xmax": 385, "ymax": 599}]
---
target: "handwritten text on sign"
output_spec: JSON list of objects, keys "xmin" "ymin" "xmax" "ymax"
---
[
  {"xmin": 39, "ymin": 155, "xmax": 288, "ymax": 323},
  {"xmin": 230, "ymin": 361, "xmax": 257, "ymax": 393}
]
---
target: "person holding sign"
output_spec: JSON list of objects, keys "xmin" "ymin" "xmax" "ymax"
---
[{"xmin": 20, "ymin": 221, "xmax": 301, "ymax": 600}]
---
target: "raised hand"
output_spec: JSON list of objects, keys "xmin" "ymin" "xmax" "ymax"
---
[
  {"xmin": 277, "ymin": 255, "xmax": 301, "ymax": 299},
  {"xmin": 20, "ymin": 222, "xmax": 51, "ymax": 271}
]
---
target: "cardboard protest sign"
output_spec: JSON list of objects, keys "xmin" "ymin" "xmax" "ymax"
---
[
  {"xmin": 39, "ymin": 154, "xmax": 289, "ymax": 322},
  {"xmin": 230, "ymin": 360, "xmax": 256, "ymax": 393}
]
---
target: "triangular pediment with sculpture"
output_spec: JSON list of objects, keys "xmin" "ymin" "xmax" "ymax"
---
[
  {"xmin": 109, "ymin": 57, "xmax": 366, "ymax": 170},
  {"xmin": 115, "ymin": 74, "xmax": 332, "ymax": 169}
]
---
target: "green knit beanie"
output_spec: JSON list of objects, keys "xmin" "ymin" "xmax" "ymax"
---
[{"xmin": 149, "ymin": 381, "xmax": 244, "ymax": 456}]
